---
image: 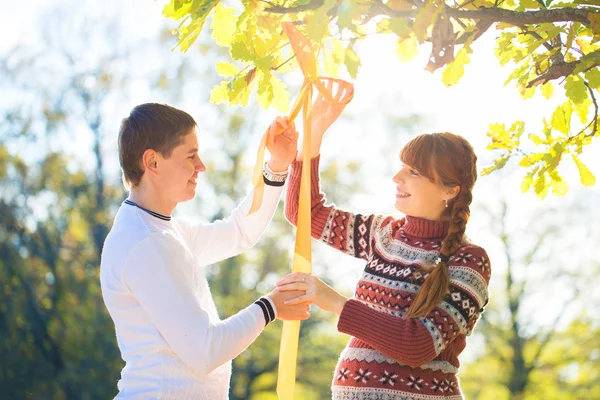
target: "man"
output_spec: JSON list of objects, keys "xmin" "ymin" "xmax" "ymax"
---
[{"xmin": 100, "ymin": 103, "xmax": 307, "ymax": 399}]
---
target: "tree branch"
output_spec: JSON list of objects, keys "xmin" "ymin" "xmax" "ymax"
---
[
  {"xmin": 528, "ymin": 294, "xmax": 577, "ymax": 370},
  {"xmin": 527, "ymin": 49, "xmax": 600, "ymax": 87},
  {"xmin": 445, "ymin": 6, "xmax": 593, "ymax": 25},
  {"xmin": 263, "ymin": 0, "xmax": 324, "ymax": 14},
  {"xmin": 264, "ymin": 0, "xmax": 595, "ymax": 28},
  {"xmin": 583, "ymin": 80, "xmax": 598, "ymax": 137}
]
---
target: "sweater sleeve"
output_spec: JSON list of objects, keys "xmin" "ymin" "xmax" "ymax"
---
[
  {"xmin": 285, "ymin": 156, "xmax": 386, "ymax": 261},
  {"xmin": 123, "ymin": 234, "xmax": 270, "ymax": 375},
  {"xmin": 188, "ymin": 183, "xmax": 284, "ymax": 266},
  {"xmin": 337, "ymin": 245, "xmax": 491, "ymax": 367}
]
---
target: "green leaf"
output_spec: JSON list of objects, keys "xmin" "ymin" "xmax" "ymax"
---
[
  {"xmin": 337, "ymin": 0, "xmax": 354, "ymax": 31},
  {"xmin": 572, "ymin": 154, "xmax": 597, "ymax": 186},
  {"xmin": 211, "ymin": 5, "xmax": 238, "ymax": 47},
  {"xmin": 565, "ymin": 75, "xmax": 588, "ymax": 104},
  {"xmin": 305, "ymin": 8, "xmax": 330, "ymax": 41},
  {"xmin": 481, "ymin": 155, "xmax": 510, "ymax": 176},
  {"xmin": 344, "ymin": 45, "xmax": 361, "ymax": 79},
  {"xmin": 533, "ymin": 170, "xmax": 548, "ymax": 198},
  {"xmin": 230, "ymin": 41, "xmax": 256, "ymax": 62},
  {"xmin": 255, "ymin": 55, "xmax": 275, "ymax": 72},
  {"xmin": 395, "ymin": 36, "xmax": 419, "ymax": 62},
  {"xmin": 413, "ymin": 1, "xmax": 436, "ymax": 43},
  {"xmin": 585, "ymin": 68, "xmax": 600, "ymax": 89},
  {"xmin": 389, "ymin": 17, "xmax": 412, "ymax": 38},
  {"xmin": 566, "ymin": 23, "xmax": 576, "ymax": 49},
  {"xmin": 215, "ymin": 61, "xmax": 239, "ymax": 77}
]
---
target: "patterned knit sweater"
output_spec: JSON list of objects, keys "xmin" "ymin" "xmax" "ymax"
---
[{"xmin": 285, "ymin": 157, "xmax": 491, "ymax": 400}]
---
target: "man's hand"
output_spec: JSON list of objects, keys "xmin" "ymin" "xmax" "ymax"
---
[
  {"xmin": 267, "ymin": 288, "xmax": 311, "ymax": 320},
  {"xmin": 266, "ymin": 116, "xmax": 298, "ymax": 172},
  {"xmin": 276, "ymin": 272, "xmax": 348, "ymax": 316}
]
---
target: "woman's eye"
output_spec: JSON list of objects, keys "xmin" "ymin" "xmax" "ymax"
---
[{"xmin": 410, "ymin": 169, "xmax": 419, "ymax": 176}]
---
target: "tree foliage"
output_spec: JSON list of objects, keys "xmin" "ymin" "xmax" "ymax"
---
[
  {"xmin": 164, "ymin": 0, "xmax": 600, "ymax": 197},
  {"xmin": 460, "ymin": 198, "xmax": 600, "ymax": 399}
]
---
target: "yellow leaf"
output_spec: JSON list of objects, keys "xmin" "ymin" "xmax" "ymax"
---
[
  {"xmin": 271, "ymin": 75, "xmax": 291, "ymax": 113},
  {"xmin": 520, "ymin": 0, "xmax": 539, "ymax": 8},
  {"xmin": 541, "ymin": 82, "xmax": 554, "ymax": 99},
  {"xmin": 210, "ymin": 81, "xmax": 230, "ymax": 105},
  {"xmin": 177, "ymin": 25, "xmax": 202, "ymax": 52},
  {"xmin": 442, "ymin": 45, "xmax": 472, "ymax": 86},
  {"xmin": 521, "ymin": 172, "xmax": 533, "ymax": 192},
  {"xmin": 550, "ymin": 102, "xmax": 573, "ymax": 135},
  {"xmin": 576, "ymin": 38, "xmax": 600, "ymax": 54},
  {"xmin": 323, "ymin": 46, "xmax": 340, "ymax": 77},
  {"xmin": 211, "ymin": 5, "xmax": 238, "ymax": 47},
  {"xmin": 395, "ymin": 36, "xmax": 419, "ymax": 62},
  {"xmin": 344, "ymin": 45, "xmax": 361, "ymax": 78},
  {"xmin": 215, "ymin": 61, "xmax": 239, "ymax": 77},
  {"xmin": 572, "ymin": 154, "xmax": 597, "ymax": 186},
  {"xmin": 163, "ymin": 0, "xmax": 192, "ymax": 20},
  {"xmin": 575, "ymin": 98, "xmax": 592, "ymax": 124}
]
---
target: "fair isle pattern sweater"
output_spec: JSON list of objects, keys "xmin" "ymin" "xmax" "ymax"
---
[{"xmin": 285, "ymin": 157, "xmax": 491, "ymax": 400}]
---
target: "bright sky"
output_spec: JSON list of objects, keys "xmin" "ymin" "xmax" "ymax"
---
[{"xmin": 2, "ymin": 0, "xmax": 600, "ymax": 361}]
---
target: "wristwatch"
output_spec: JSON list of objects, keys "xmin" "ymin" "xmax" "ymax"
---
[{"xmin": 262, "ymin": 162, "xmax": 288, "ymax": 186}]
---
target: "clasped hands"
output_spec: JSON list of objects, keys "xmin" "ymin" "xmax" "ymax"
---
[{"xmin": 269, "ymin": 272, "xmax": 348, "ymax": 322}]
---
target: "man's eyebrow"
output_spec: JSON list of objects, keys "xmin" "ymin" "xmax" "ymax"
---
[{"xmin": 188, "ymin": 148, "xmax": 198, "ymax": 154}]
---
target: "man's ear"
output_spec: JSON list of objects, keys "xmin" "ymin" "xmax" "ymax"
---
[{"xmin": 141, "ymin": 149, "xmax": 159, "ymax": 177}]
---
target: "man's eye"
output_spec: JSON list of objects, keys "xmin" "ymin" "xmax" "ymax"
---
[
  {"xmin": 410, "ymin": 169, "xmax": 420, "ymax": 176},
  {"xmin": 188, "ymin": 155, "xmax": 195, "ymax": 160}
]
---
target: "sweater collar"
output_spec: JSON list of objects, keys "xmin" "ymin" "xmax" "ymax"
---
[{"xmin": 402, "ymin": 215, "xmax": 449, "ymax": 239}]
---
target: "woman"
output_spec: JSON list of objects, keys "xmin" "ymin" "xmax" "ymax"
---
[{"xmin": 278, "ymin": 83, "xmax": 491, "ymax": 399}]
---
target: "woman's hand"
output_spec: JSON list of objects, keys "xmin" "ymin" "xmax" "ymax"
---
[
  {"xmin": 276, "ymin": 272, "xmax": 348, "ymax": 316},
  {"xmin": 296, "ymin": 79, "xmax": 354, "ymax": 161},
  {"xmin": 266, "ymin": 116, "xmax": 298, "ymax": 172}
]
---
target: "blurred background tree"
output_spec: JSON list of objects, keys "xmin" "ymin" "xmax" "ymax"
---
[{"xmin": 1, "ymin": 0, "xmax": 599, "ymax": 399}]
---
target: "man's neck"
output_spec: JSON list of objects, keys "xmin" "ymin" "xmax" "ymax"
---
[{"xmin": 129, "ymin": 184, "xmax": 177, "ymax": 217}]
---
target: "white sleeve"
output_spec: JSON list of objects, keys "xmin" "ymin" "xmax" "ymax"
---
[
  {"xmin": 189, "ymin": 183, "xmax": 284, "ymax": 266},
  {"xmin": 123, "ymin": 235, "xmax": 268, "ymax": 375}
]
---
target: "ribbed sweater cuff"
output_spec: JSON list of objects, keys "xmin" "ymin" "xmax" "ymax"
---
[{"xmin": 289, "ymin": 156, "xmax": 322, "ymax": 203}]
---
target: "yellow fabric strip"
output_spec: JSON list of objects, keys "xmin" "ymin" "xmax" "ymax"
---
[
  {"xmin": 277, "ymin": 81, "xmax": 313, "ymax": 400},
  {"xmin": 245, "ymin": 21, "xmax": 353, "ymax": 399}
]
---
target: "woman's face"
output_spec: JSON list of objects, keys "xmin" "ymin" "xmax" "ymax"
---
[{"xmin": 392, "ymin": 162, "xmax": 457, "ymax": 221}]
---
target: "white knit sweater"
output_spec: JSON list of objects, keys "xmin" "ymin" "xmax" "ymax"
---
[{"xmin": 100, "ymin": 184, "xmax": 283, "ymax": 399}]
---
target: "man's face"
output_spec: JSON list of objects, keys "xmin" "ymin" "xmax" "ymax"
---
[{"xmin": 156, "ymin": 129, "xmax": 206, "ymax": 204}]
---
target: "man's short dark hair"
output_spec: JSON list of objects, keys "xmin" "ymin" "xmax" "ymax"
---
[{"xmin": 118, "ymin": 103, "xmax": 197, "ymax": 189}]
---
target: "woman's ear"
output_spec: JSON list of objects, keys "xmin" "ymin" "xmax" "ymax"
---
[{"xmin": 445, "ymin": 185, "xmax": 460, "ymax": 201}]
